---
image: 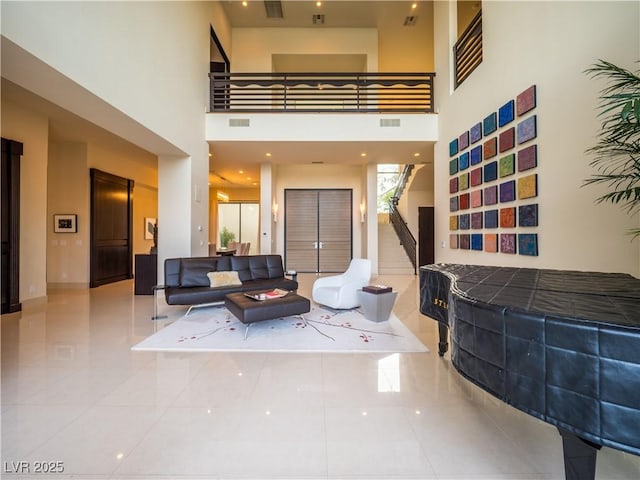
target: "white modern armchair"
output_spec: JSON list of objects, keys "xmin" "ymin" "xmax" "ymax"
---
[{"xmin": 312, "ymin": 258, "xmax": 372, "ymax": 309}]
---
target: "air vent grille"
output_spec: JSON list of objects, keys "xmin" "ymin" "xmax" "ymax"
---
[
  {"xmin": 229, "ymin": 118, "xmax": 250, "ymax": 127},
  {"xmin": 264, "ymin": 1, "xmax": 283, "ymax": 18},
  {"xmin": 312, "ymin": 14, "xmax": 325, "ymax": 25},
  {"xmin": 404, "ymin": 15, "xmax": 418, "ymax": 26},
  {"xmin": 380, "ymin": 119, "xmax": 401, "ymax": 127}
]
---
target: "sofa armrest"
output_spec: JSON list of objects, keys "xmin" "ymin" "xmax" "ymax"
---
[{"xmin": 285, "ymin": 270, "xmax": 298, "ymax": 282}]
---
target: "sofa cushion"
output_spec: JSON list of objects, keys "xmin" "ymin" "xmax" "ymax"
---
[
  {"xmin": 179, "ymin": 257, "xmax": 219, "ymax": 287},
  {"xmin": 230, "ymin": 256, "xmax": 253, "ymax": 282},
  {"xmin": 207, "ymin": 271, "xmax": 242, "ymax": 287}
]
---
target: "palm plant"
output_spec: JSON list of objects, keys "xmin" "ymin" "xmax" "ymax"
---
[{"xmin": 584, "ymin": 60, "xmax": 640, "ymax": 239}]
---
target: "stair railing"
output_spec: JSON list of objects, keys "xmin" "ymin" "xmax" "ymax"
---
[{"xmin": 388, "ymin": 164, "xmax": 417, "ymax": 274}]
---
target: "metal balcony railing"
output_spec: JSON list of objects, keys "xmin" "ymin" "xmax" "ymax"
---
[
  {"xmin": 209, "ymin": 72, "xmax": 435, "ymax": 113},
  {"xmin": 454, "ymin": 10, "xmax": 483, "ymax": 88}
]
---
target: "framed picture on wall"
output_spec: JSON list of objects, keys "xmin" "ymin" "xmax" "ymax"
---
[
  {"xmin": 145, "ymin": 217, "xmax": 156, "ymax": 240},
  {"xmin": 54, "ymin": 214, "xmax": 77, "ymax": 233}
]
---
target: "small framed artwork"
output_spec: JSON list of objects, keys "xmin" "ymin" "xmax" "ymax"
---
[
  {"xmin": 517, "ymin": 115, "xmax": 537, "ymax": 144},
  {"xmin": 519, "ymin": 203, "xmax": 539, "ymax": 227},
  {"xmin": 449, "ymin": 215, "xmax": 459, "ymax": 231},
  {"xmin": 459, "ymin": 234, "xmax": 471, "ymax": 250},
  {"xmin": 483, "ymin": 137, "xmax": 497, "ymax": 159},
  {"xmin": 518, "ymin": 233, "xmax": 539, "ymax": 256},
  {"xmin": 484, "ymin": 185, "xmax": 498, "ymax": 205},
  {"xmin": 499, "ymin": 180, "xmax": 516, "ymax": 203},
  {"xmin": 459, "ymin": 131, "xmax": 469, "ymax": 150},
  {"xmin": 54, "ymin": 214, "xmax": 77, "ymax": 233},
  {"xmin": 449, "ymin": 139, "xmax": 459, "ymax": 157},
  {"xmin": 483, "ymin": 112, "xmax": 497, "ymax": 136},
  {"xmin": 459, "ymin": 213, "xmax": 470, "ymax": 230},
  {"xmin": 499, "ymin": 127, "xmax": 515, "ymax": 153},
  {"xmin": 500, "ymin": 207, "xmax": 516, "ymax": 228},
  {"xmin": 471, "ymin": 212, "xmax": 483, "ymax": 229},
  {"xmin": 470, "ymin": 145, "xmax": 483, "ymax": 165},
  {"xmin": 459, "ymin": 172, "xmax": 470, "ymax": 191},
  {"xmin": 450, "ymin": 177, "xmax": 459, "ymax": 194},
  {"xmin": 144, "ymin": 217, "xmax": 157, "ymax": 240},
  {"xmin": 484, "ymin": 233, "xmax": 498, "ymax": 253},
  {"xmin": 517, "ymin": 85, "xmax": 537, "ymax": 116},
  {"xmin": 450, "ymin": 196, "xmax": 459, "ymax": 212},
  {"xmin": 459, "ymin": 192, "xmax": 470, "ymax": 210},
  {"xmin": 450, "ymin": 234, "xmax": 459, "ymax": 249},
  {"xmin": 498, "ymin": 100, "xmax": 515, "ymax": 127},
  {"xmin": 471, "ymin": 234, "xmax": 483, "ymax": 251},
  {"xmin": 499, "ymin": 154, "xmax": 516, "ymax": 178},
  {"xmin": 449, "ymin": 158, "xmax": 459, "ymax": 175},
  {"xmin": 500, "ymin": 233, "xmax": 517, "ymax": 254},
  {"xmin": 470, "ymin": 189, "xmax": 483, "ymax": 208},
  {"xmin": 470, "ymin": 123, "xmax": 482, "ymax": 143},
  {"xmin": 485, "ymin": 209, "xmax": 499, "ymax": 228},
  {"xmin": 459, "ymin": 152, "xmax": 470, "ymax": 171},
  {"xmin": 518, "ymin": 145, "xmax": 537, "ymax": 172},
  {"xmin": 484, "ymin": 161, "xmax": 498, "ymax": 182},
  {"xmin": 470, "ymin": 167, "xmax": 483, "ymax": 187},
  {"xmin": 518, "ymin": 174, "xmax": 538, "ymax": 199}
]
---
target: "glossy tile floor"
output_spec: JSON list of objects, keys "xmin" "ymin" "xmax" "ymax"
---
[{"xmin": 2, "ymin": 273, "xmax": 639, "ymax": 480}]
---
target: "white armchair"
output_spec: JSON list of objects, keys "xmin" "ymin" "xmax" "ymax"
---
[{"xmin": 312, "ymin": 258, "xmax": 372, "ymax": 309}]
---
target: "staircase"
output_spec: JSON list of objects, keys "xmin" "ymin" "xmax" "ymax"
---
[{"xmin": 378, "ymin": 215, "xmax": 415, "ymax": 275}]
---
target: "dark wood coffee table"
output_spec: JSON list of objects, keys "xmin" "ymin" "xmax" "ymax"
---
[{"xmin": 224, "ymin": 291, "xmax": 311, "ymax": 339}]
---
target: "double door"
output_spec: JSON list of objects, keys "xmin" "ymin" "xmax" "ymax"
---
[{"xmin": 285, "ymin": 189, "xmax": 352, "ymax": 273}]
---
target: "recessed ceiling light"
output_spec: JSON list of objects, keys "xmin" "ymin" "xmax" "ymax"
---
[
  {"xmin": 316, "ymin": 1, "xmax": 322, "ymax": 6},
  {"xmin": 242, "ymin": 1, "xmax": 248, "ymax": 7},
  {"xmin": 412, "ymin": 3, "xmax": 417, "ymax": 10},
  {"xmin": 414, "ymin": 152, "xmax": 420, "ymax": 157},
  {"xmin": 247, "ymin": 177, "xmax": 252, "ymax": 181},
  {"xmin": 361, "ymin": 152, "xmax": 367, "ymax": 157},
  {"xmin": 208, "ymin": 153, "xmax": 212, "ymax": 157},
  {"xmin": 265, "ymin": 152, "xmax": 272, "ymax": 157},
  {"xmin": 239, "ymin": 170, "xmax": 244, "ymax": 174}
]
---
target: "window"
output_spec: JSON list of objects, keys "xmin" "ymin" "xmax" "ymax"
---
[
  {"xmin": 377, "ymin": 164, "xmax": 400, "ymax": 213},
  {"xmin": 454, "ymin": 3, "xmax": 482, "ymax": 88}
]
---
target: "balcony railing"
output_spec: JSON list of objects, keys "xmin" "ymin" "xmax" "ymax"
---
[
  {"xmin": 454, "ymin": 10, "xmax": 482, "ymax": 88},
  {"xmin": 209, "ymin": 72, "xmax": 435, "ymax": 113}
]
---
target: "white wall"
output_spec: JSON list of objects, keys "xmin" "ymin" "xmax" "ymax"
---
[
  {"xmin": 433, "ymin": 1, "xmax": 640, "ymax": 276},
  {"xmin": 231, "ymin": 28, "xmax": 378, "ymax": 72}
]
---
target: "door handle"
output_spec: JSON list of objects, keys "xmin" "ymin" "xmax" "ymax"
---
[
  {"xmin": 313, "ymin": 242, "xmax": 318, "ymax": 249},
  {"xmin": 319, "ymin": 242, "xmax": 324, "ymax": 249}
]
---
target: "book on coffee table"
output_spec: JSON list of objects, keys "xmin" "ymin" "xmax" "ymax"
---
[
  {"xmin": 362, "ymin": 284, "xmax": 392, "ymax": 294},
  {"xmin": 244, "ymin": 288, "xmax": 289, "ymax": 301}
]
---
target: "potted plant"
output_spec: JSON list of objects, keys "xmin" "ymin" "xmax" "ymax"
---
[
  {"xmin": 219, "ymin": 226, "xmax": 236, "ymax": 248},
  {"xmin": 584, "ymin": 60, "xmax": 640, "ymax": 239}
]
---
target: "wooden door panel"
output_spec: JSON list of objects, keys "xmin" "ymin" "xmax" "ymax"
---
[
  {"xmin": 318, "ymin": 189, "xmax": 352, "ymax": 272},
  {"xmin": 285, "ymin": 190, "xmax": 318, "ymax": 272}
]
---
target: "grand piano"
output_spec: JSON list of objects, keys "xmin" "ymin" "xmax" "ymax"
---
[{"xmin": 419, "ymin": 264, "xmax": 640, "ymax": 480}]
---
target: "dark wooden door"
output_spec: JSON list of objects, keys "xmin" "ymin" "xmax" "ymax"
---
[
  {"xmin": 418, "ymin": 206, "xmax": 435, "ymax": 267},
  {"xmin": 90, "ymin": 169, "xmax": 133, "ymax": 288},
  {"xmin": 1, "ymin": 138, "xmax": 22, "ymax": 313},
  {"xmin": 284, "ymin": 189, "xmax": 352, "ymax": 273}
]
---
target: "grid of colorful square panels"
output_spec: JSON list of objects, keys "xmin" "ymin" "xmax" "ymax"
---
[{"xmin": 448, "ymin": 85, "xmax": 539, "ymax": 256}]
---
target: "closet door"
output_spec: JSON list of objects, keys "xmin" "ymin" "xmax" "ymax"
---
[
  {"xmin": 284, "ymin": 190, "xmax": 318, "ymax": 272},
  {"xmin": 318, "ymin": 189, "xmax": 352, "ymax": 272}
]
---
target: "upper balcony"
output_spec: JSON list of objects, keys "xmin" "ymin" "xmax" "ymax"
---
[
  {"xmin": 206, "ymin": 72, "xmax": 438, "ymax": 144},
  {"xmin": 209, "ymin": 72, "xmax": 435, "ymax": 113}
]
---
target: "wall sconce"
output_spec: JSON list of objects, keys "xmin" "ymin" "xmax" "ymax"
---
[
  {"xmin": 272, "ymin": 202, "xmax": 279, "ymax": 223},
  {"xmin": 359, "ymin": 202, "xmax": 366, "ymax": 223}
]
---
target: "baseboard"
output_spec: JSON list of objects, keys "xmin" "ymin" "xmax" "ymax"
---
[
  {"xmin": 21, "ymin": 296, "xmax": 48, "ymax": 308},
  {"xmin": 47, "ymin": 282, "xmax": 90, "ymax": 290}
]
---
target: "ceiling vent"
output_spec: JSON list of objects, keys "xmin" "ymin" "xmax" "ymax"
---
[
  {"xmin": 229, "ymin": 118, "xmax": 250, "ymax": 127},
  {"xmin": 312, "ymin": 14, "xmax": 325, "ymax": 25},
  {"xmin": 380, "ymin": 118, "xmax": 401, "ymax": 127},
  {"xmin": 403, "ymin": 15, "xmax": 418, "ymax": 26},
  {"xmin": 264, "ymin": 1, "xmax": 283, "ymax": 19}
]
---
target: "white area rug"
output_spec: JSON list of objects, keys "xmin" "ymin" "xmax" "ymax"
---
[{"xmin": 132, "ymin": 305, "xmax": 428, "ymax": 353}]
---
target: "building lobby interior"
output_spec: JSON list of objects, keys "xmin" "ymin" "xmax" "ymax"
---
[{"xmin": 2, "ymin": 1, "xmax": 639, "ymax": 479}]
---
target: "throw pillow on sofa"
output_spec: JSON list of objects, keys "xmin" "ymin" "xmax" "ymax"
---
[{"xmin": 207, "ymin": 271, "xmax": 242, "ymax": 287}]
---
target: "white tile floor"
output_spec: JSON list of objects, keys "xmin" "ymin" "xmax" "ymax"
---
[{"xmin": 2, "ymin": 273, "xmax": 639, "ymax": 479}]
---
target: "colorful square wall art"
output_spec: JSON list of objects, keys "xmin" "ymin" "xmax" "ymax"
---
[
  {"xmin": 450, "ymin": 234, "xmax": 459, "ymax": 249},
  {"xmin": 484, "ymin": 185, "xmax": 498, "ymax": 205},
  {"xmin": 485, "ymin": 209, "xmax": 498, "ymax": 228},
  {"xmin": 459, "ymin": 214, "xmax": 470, "ymax": 230},
  {"xmin": 484, "ymin": 161, "xmax": 498, "ymax": 182},
  {"xmin": 518, "ymin": 233, "xmax": 539, "ymax": 256},
  {"xmin": 471, "ymin": 212, "xmax": 483, "ymax": 229},
  {"xmin": 519, "ymin": 203, "xmax": 539, "ymax": 227},
  {"xmin": 484, "ymin": 233, "xmax": 498, "ymax": 253},
  {"xmin": 483, "ymin": 112, "xmax": 497, "ymax": 136},
  {"xmin": 470, "ymin": 145, "xmax": 483, "ymax": 165},
  {"xmin": 483, "ymin": 137, "xmax": 497, "ymax": 159},
  {"xmin": 498, "ymin": 100, "xmax": 515, "ymax": 127},
  {"xmin": 459, "ymin": 152, "xmax": 470, "ymax": 171},
  {"xmin": 470, "ymin": 122, "xmax": 482, "ymax": 143},
  {"xmin": 470, "ymin": 167, "xmax": 483, "ymax": 187},
  {"xmin": 450, "ymin": 196, "xmax": 459, "ymax": 212},
  {"xmin": 499, "ymin": 154, "xmax": 515, "ymax": 177},
  {"xmin": 460, "ymin": 234, "xmax": 470, "ymax": 250},
  {"xmin": 499, "ymin": 180, "xmax": 516, "ymax": 202},
  {"xmin": 518, "ymin": 144, "xmax": 537, "ymax": 171},
  {"xmin": 518, "ymin": 174, "xmax": 538, "ymax": 199},
  {"xmin": 449, "ymin": 158, "xmax": 459, "ymax": 175},
  {"xmin": 471, "ymin": 234, "xmax": 483, "ymax": 251},
  {"xmin": 517, "ymin": 115, "xmax": 537, "ymax": 144},
  {"xmin": 449, "ymin": 215, "xmax": 458, "ymax": 230},
  {"xmin": 449, "ymin": 139, "xmax": 459, "ymax": 157},
  {"xmin": 500, "ymin": 233, "xmax": 517, "ymax": 254},
  {"xmin": 459, "ymin": 172, "xmax": 469, "ymax": 190},
  {"xmin": 459, "ymin": 131, "xmax": 469, "ymax": 150},
  {"xmin": 499, "ymin": 127, "xmax": 515, "ymax": 153},
  {"xmin": 470, "ymin": 189, "xmax": 483, "ymax": 208},
  {"xmin": 500, "ymin": 207, "xmax": 516, "ymax": 228},
  {"xmin": 459, "ymin": 192, "xmax": 470, "ymax": 210},
  {"xmin": 449, "ymin": 177, "xmax": 459, "ymax": 194},
  {"xmin": 517, "ymin": 85, "xmax": 537, "ymax": 116}
]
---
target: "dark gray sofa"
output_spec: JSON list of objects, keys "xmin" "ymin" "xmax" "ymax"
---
[{"xmin": 164, "ymin": 254, "xmax": 297, "ymax": 307}]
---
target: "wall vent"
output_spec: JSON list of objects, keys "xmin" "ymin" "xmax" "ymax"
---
[
  {"xmin": 229, "ymin": 118, "xmax": 250, "ymax": 127},
  {"xmin": 403, "ymin": 15, "xmax": 418, "ymax": 26},
  {"xmin": 380, "ymin": 118, "xmax": 401, "ymax": 127},
  {"xmin": 312, "ymin": 14, "xmax": 325, "ymax": 25},
  {"xmin": 264, "ymin": 1, "xmax": 283, "ymax": 19}
]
